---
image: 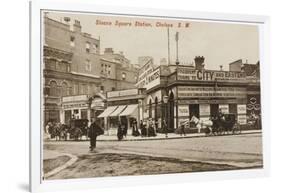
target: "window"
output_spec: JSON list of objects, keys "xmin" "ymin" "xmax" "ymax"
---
[
  {"xmin": 100, "ymin": 85, "xmax": 104, "ymax": 92},
  {"xmin": 61, "ymin": 82, "xmax": 68, "ymax": 96},
  {"xmin": 73, "ymin": 83, "xmax": 78, "ymax": 95},
  {"xmin": 49, "ymin": 81, "xmax": 58, "ymax": 96},
  {"xmin": 122, "ymin": 72, "xmax": 126, "ymax": 80},
  {"xmin": 108, "ymin": 65, "xmax": 111, "ymax": 75},
  {"xmin": 85, "ymin": 60, "xmax": 91, "ymax": 71},
  {"xmin": 93, "ymin": 44, "xmax": 97, "ymax": 53},
  {"xmin": 85, "ymin": 42, "xmax": 90, "ymax": 53},
  {"xmin": 70, "ymin": 36, "xmax": 75, "ymax": 47},
  {"xmin": 112, "ymin": 87, "xmax": 115, "ymax": 91}
]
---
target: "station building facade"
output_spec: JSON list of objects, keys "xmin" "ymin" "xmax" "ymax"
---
[{"xmin": 98, "ymin": 56, "xmax": 261, "ymax": 134}]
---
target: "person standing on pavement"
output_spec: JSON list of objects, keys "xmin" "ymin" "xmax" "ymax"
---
[
  {"xmin": 117, "ymin": 121, "xmax": 123, "ymax": 141},
  {"xmin": 88, "ymin": 118, "xmax": 103, "ymax": 151},
  {"xmin": 163, "ymin": 119, "xmax": 168, "ymax": 138}
]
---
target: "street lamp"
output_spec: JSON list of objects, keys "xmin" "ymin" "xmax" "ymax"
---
[{"xmin": 163, "ymin": 95, "xmax": 169, "ymax": 138}]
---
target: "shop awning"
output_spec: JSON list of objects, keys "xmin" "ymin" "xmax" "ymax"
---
[
  {"xmin": 109, "ymin": 105, "xmax": 127, "ymax": 117},
  {"xmin": 98, "ymin": 106, "xmax": 118, "ymax": 118},
  {"xmin": 119, "ymin": 104, "xmax": 138, "ymax": 117}
]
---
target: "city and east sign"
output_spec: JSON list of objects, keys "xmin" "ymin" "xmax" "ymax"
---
[{"xmin": 177, "ymin": 67, "xmax": 246, "ymax": 82}]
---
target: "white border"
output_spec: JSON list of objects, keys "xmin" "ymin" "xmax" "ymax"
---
[{"xmin": 30, "ymin": 0, "xmax": 270, "ymax": 192}]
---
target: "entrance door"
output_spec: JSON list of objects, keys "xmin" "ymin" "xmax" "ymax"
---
[
  {"xmin": 189, "ymin": 104, "xmax": 199, "ymax": 119},
  {"xmin": 210, "ymin": 104, "xmax": 219, "ymax": 117},
  {"xmin": 229, "ymin": 104, "xmax": 237, "ymax": 115}
]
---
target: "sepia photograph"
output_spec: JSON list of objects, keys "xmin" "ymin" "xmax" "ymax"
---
[{"xmin": 41, "ymin": 10, "xmax": 263, "ymax": 181}]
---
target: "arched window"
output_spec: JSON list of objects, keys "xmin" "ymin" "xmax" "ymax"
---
[
  {"xmin": 49, "ymin": 81, "xmax": 58, "ymax": 96},
  {"xmin": 61, "ymin": 82, "xmax": 68, "ymax": 96},
  {"xmin": 149, "ymin": 99, "xmax": 152, "ymax": 118}
]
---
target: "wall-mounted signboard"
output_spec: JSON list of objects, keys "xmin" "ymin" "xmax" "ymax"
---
[{"xmin": 177, "ymin": 68, "xmax": 247, "ymax": 82}]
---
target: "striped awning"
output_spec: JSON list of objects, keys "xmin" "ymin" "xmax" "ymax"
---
[
  {"xmin": 98, "ymin": 106, "xmax": 118, "ymax": 118},
  {"xmin": 109, "ymin": 105, "xmax": 127, "ymax": 117}
]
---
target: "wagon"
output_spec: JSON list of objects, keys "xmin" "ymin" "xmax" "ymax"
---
[
  {"xmin": 217, "ymin": 113, "xmax": 241, "ymax": 135},
  {"xmin": 68, "ymin": 119, "xmax": 89, "ymax": 140}
]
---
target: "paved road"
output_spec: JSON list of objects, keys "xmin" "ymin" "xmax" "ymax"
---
[{"xmin": 44, "ymin": 133, "xmax": 263, "ymax": 168}]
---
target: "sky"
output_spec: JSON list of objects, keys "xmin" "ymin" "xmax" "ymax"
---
[{"xmin": 46, "ymin": 11, "xmax": 260, "ymax": 70}]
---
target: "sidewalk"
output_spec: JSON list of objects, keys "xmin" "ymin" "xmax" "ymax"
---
[
  {"xmin": 96, "ymin": 129, "xmax": 261, "ymax": 142},
  {"xmin": 46, "ymin": 129, "xmax": 262, "ymax": 142}
]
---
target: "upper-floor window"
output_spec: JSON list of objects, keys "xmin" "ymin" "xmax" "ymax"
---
[
  {"xmin": 100, "ymin": 86, "xmax": 104, "ymax": 92},
  {"xmin": 85, "ymin": 59, "xmax": 91, "ymax": 71},
  {"xmin": 49, "ymin": 81, "xmax": 59, "ymax": 96},
  {"xmin": 93, "ymin": 44, "xmax": 98, "ymax": 53},
  {"xmin": 122, "ymin": 72, "xmax": 126, "ymax": 80},
  {"xmin": 85, "ymin": 42, "xmax": 90, "ymax": 53},
  {"xmin": 70, "ymin": 36, "xmax": 75, "ymax": 47}
]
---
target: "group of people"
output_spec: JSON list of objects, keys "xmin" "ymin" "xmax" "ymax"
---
[{"xmin": 45, "ymin": 122, "xmax": 69, "ymax": 141}]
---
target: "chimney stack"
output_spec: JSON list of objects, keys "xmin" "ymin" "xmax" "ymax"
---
[
  {"xmin": 73, "ymin": 20, "xmax": 81, "ymax": 32},
  {"xmin": 194, "ymin": 56, "xmax": 205, "ymax": 70}
]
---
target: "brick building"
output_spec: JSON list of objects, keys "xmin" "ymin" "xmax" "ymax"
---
[{"xmin": 43, "ymin": 15, "xmax": 138, "ymax": 125}]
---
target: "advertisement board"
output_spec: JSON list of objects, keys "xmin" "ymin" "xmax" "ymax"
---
[
  {"xmin": 178, "ymin": 86, "xmax": 247, "ymax": 98},
  {"xmin": 177, "ymin": 68, "xmax": 247, "ymax": 82},
  {"xmin": 178, "ymin": 105, "xmax": 189, "ymax": 117}
]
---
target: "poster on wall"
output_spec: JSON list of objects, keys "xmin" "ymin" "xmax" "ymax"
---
[{"xmin": 30, "ymin": 1, "xmax": 268, "ymax": 192}]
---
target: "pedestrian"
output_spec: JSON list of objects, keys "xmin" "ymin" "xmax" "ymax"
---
[
  {"xmin": 180, "ymin": 121, "xmax": 186, "ymax": 136},
  {"xmin": 88, "ymin": 118, "xmax": 104, "ymax": 152},
  {"xmin": 117, "ymin": 122, "xmax": 123, "ymax": 141},
  {"xmin": 122, "ymin": 122, "xmax": 128, "ymax": 138},
  {"xmin": 163, "ymin": 120, "xmax": 168, "ymax": 138},
  {"xmin": 132, "ymin": 119, "xmax": 140, "ymax": 136}
]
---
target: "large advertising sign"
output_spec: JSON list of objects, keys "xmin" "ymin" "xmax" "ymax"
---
[
  {"xmin": 177, "ymin": 68, "xmax": 246, "ymax": 82},
  {"xmin": 136, "ymin": 62, "xmax": 160, "ymax": 90},
  {"xmin": 178, "ymin": 86, "xmax": 247, "ymax": 98},
  {"xmin": 178, "ymin": 105, "xmax": 189, "ymax": 117}
]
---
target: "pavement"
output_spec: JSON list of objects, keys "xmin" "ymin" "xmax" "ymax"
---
[
  {"xmin": 46, "ymin": 129, "xmax": 262, "ymax": 142},
  {"xmin": 97, "ymin": 129, "xmax": 261, "ymax": 141}
]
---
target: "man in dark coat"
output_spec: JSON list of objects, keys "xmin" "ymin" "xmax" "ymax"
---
[{"xmin": 88, "ymin": 118, "xmax": 103, "ymax": 151}]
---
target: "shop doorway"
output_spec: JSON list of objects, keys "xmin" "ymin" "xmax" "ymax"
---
[
  {"xmin": 81, "ymin": 109, "xmax": 87, "ymax": 119},
  {"xmin": 210, "ymin": 104, "xmax": 219, "ymax": 117},
  {"xmin": 229, "ymin": 104, "xmax": 238, "ymax": 115},
  {"xmin": 64, "ymin": 110, "xmax": 71, "ymax": 125},
  {"xmin": 189, "ymin": 104, "xmax": 199, "ymax": 119}
]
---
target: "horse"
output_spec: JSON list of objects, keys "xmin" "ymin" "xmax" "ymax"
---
[{"xmin": 189, "ymin": 116, "xmax": 213, "ymax": 135}]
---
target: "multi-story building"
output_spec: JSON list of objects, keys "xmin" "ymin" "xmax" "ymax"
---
[
  {"xmin": 100, "ymin": 48, "xmax": 138, "ymax": 93},
  {"xmin": 43, "ymin": 15, "xmax": 138, "ymax": 125}
]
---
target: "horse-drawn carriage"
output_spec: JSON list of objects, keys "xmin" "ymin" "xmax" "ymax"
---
[
  {"xmin": 190, "ymin": 113, "xmax": 241, "ymax": 136},
  {"xmin": 68, "ymin": 119, "xmax": 89, "ymax": 140}
]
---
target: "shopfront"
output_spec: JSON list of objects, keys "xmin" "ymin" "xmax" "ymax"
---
[
  {"xmin": 139, "ymin": 65, "xmax": 259, "ymax": 133},
  {"xmin": 61, "ymin": 94, "xmax": 105, "ymax": 125},
  {"xmin": 97, "ymin": 88, "xmax": 145, "ymax": 135}
]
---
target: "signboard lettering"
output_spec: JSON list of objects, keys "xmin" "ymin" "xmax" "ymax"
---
[
  {"xmin": 178, "ymin": 86, "xmax": 247, "ymax": 98},
  {"xmin": 178, "ymin": 105, "xmax": 189, "ymax": 117},
  {"xmin": 177, "ymin": 68, "xmax": 247, "ymax": 82}
]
